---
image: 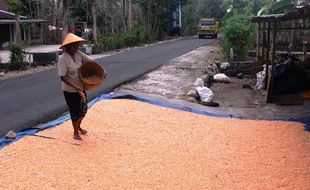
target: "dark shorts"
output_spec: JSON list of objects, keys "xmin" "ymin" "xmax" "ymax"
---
[{"xmin": 63, "ymin": 91, "xmax": 88, "ymax": 121}]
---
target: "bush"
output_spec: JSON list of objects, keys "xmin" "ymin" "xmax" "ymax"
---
[
  {"xmin": 220, "ymin": 11, "xmax": 256, "ymax": 61},
  {"xmin": 8, "ymin": 43, "xmax": 27, "ymax": 70},
  {"xmin": 92, "ymin": 26, "xmax": 151, "ymax": 54}
]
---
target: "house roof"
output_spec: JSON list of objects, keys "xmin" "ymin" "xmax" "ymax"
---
[
  {"xmin": 251, "ymin": 5, "xmax": 310, "ymax": 23},
  {"xmin": 0, "ymin": 19, "xmax": 48, "ymax": 24},
  {"xmin": 0, "ymin": 10, "xmax": 47, "ymax": 24},
  {"xmin": 0, "ymin": 10, "xmax": 26, "ymax": 19}
]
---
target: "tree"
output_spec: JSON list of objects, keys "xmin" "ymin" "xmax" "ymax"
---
[
  {"xmin": 7, "ymin": 0, "xmax": 25, "ymax": 44},
  {"xmin": 62, "ymin": 0, "xmax": 69, "ymax": 40},
  {"xmin": 203, "ymin": 0, "xmax": 226, "ymax": 19},
  {"xmin": 91, "ymin": 0, "xmax": 98, "ymax": 40},
  {"xmin": 222, "ymin": 0, "xmax": 249, "ymax": 12},
  {"xmin": 221, "ymin": 11, "xmax": 256, "ymax": 60},
  {"xmin": 257, "ymin": 0, "xmax": 294, "ymax": 16}
]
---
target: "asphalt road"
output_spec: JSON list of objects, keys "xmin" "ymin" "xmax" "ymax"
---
[{"xmin": 0, "ymin": 37, "xmax": 215, "ymax": 137}]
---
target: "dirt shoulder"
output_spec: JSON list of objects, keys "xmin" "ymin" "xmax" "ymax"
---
[{"xmin": 116, "ymin": 40, "xmax": 310, "ymax": 120}]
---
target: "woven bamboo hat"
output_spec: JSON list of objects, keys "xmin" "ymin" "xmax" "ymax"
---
[
  {"xmin": 60, "ymin": 33, "xmax": 87, "ymax": 49},
  {"xmin": 79, "ymin": 61, "xmax": 107, "ymax": 90}
]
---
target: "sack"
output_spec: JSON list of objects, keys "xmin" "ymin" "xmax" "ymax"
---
[
  {"xmin": 256, "ymin": 71, "xmax": 265, "ymax": 90},
  {"xmin": 196, "ymin": 86, "xmax": 214, "ymax": 102},
  {"xmin": 213, "ymin": 73, "xmax": 231, "ymax": 83}
]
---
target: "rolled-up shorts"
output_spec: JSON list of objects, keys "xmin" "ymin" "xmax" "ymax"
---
[{"xmin": 63, "ymin": 91, "xmax": 88, "ymax": 121}]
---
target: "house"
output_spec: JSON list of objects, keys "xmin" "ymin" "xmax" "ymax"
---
[{"xmin": 0, "ymin": 0, "xmax": 48, "ymax": 47}]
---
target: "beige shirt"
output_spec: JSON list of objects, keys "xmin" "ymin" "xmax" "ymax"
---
[{"xmin": 57, "ymin": 50, "xmax": 92, "ymax": 92}]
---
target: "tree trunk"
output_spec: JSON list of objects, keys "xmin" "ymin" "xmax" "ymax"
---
[
  {"xmin": 290, "ymin": 20, "xmax": 295, "ymax": 47},
  {"xmin": 122, "ymin": 0, "xmax": 127, "ymax": 32},
  {"xmin": 105, "ymin": 14, "xmax": 108, "ymax": 35},
  {"xmin": 92, "ymin": 0, "xmax": 98, "ymax": 41},
  {"xmin": 15, "ymin": 14, "xmax": 22, "ymax": 44},
  {"xmin": 62, "ymin": 0, "xmax": 69, "ymax": 41},
  {"xmin": 111, "ymin": 17, "xmax": 114, "ymax": 35},
  {"xmin": 52, "ymin": 0, "xmax": 58, "ymax": 43},
  {"xmin": 128, "ymin": 0, "xmax": 132, "ymax": 32},
  {"xmin": 23, "ymin": 25, "xmax": 26, "ymax": 41}
]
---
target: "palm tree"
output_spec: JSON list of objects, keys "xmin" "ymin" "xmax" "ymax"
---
[{"xmin": 7, "ymin": 0, "xmax": 25, "ymax": 44}]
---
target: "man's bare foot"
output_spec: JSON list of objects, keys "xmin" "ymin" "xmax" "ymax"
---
[
  {"xmin": 73, "ymin": 133, "xmax": 82, "ymax": 140},
  {"xmin": 78, "ymin": 128, "xmax": 88, "ymax": 135}
]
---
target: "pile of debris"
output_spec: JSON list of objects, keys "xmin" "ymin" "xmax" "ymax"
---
[{"xmin": 188, "ymin": 60, "xmax": 255, "ymax": 107}]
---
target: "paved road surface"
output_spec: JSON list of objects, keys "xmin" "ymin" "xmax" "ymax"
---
[{"xmin": 0, "ymin": 37, "xmax": 215, "ymax": 137}]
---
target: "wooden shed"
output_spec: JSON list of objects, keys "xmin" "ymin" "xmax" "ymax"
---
[
  {"xmin": 0, "ymin": 10, "xmax": 47, "ymax": 47},
  {"xmin": 251, "ymin": 5, "xmax": 310, "ymax": 104}
]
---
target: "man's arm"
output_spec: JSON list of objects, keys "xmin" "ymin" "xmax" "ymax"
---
[{"xmin": 60, "ymin": 76, "xmax": 86, "ymax": 101}]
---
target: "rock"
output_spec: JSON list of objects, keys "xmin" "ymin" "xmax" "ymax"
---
[
  {"xmin": 221, "ymin": 61, "xmax": 253, "ymax": 77},
  {"xmin": 201, "ymin": 74, "xmax": 214, "ymax": 88},
  {"xmin": 187, "ymin": 89, "xmax": 198, "ymax": 97},
  {"xmin": 187, "ymin": 97, "xmax": 197, "ymax": 102},
  {"xmin": 5, "ymin": 131, "xmax": 16, "ymax": 139},
  {"xmin": 237, "ymin": 73, "xmax": 244, "ymax": 79},
  {"xmin": 194, "ymin": 78, "xmax": 204, "ymax": 87},
  {"xmin": 205, "ymin": 61, "xmax": 219, "ymax": 75},
  {"xmin": 0, "ymin": 72, "xmax": 4, "ymax": 77},
  {"xmin": 220, "ymin": 62, "xmax": 230, "ymax": 70}
]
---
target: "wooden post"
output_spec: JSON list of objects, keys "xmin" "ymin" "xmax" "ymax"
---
[
  {"xmin": 303, "ymin": 41, "xmax": 307, "ymax": 61},
  {"xmin": 23, "ymin": 24, "xmax": 26, "ymax": 42},
  {"xmin": 9, "ymin": 24, "xmax": 13, "ymax": 42},
  {"xmin": 271, "ymin": 22, "xmax": 276, "ymax": 69},
  {"xmin": 264, "ymin": 22, "xmax": 271, "ymax": 90},
  {"xmin": 267, "ymin": 22, "xmax": 277, "ymax": 103},
  {"xmin": 262, "ymin": 22, "xmax": 266, "ymax": 68},
  {"xmin": 256, "ymin": 22, "xmax": 261, "ymax": 62},
  {"xmin": 40, "ymin": 23, "xmax": 43, "ymax": 44}
]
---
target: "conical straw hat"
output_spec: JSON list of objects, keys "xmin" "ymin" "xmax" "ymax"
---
[{"xmin": 59, "ymin": 33, "xmax": 87, "ymax": 49}]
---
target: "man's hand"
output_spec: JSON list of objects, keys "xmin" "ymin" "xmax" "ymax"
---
[{"xmin": 77, "ymin": 89, "xmax": 87, "ymax": 102}]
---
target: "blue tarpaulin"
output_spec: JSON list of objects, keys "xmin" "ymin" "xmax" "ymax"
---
[{"xmin": 1, "ymin": 93, "xmax": 309, "ymax": 149}]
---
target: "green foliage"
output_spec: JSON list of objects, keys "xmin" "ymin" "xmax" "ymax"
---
[
  {"xmin": 7, "ymin": 0, "xmax": 25, "ymax": 14},
  {"xmin": 257, "ymin": 0, "xmax": 294, "ymax": 16},
  {"xmin": 220, "ymin": 11, "xmax": 256, "ymax": 60},
  {"xmin": 93, "ymin": 26, "xmax": 151, "ymax": 54},
  {"xmin": 133, "ymin": 0, "xmax": 190, "ymax": 40},
  {"xmin": 222, "ymin": 0, "xmax": 267, "ymax": 15},
  {"xmin": 222, "ymin": 0, "xmax": 249, "ymax": 11},
  {"xmin": 8, "ymin": 43, "xmax": 27, "ymax": 70}
]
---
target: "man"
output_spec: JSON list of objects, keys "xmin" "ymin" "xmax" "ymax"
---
[{"xmin": 58, "ymin": 33, "xmax": 93, "ymax": 140}]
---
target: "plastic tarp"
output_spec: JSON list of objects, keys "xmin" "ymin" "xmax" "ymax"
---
[{"xmin": 1, "ymin": 93, "xmax": 309, "ymax": 149}]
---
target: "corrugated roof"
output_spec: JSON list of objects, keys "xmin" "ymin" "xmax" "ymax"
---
[
  {"xmin": 0, "ymin": 10, "xmax": 26, "ymax": 19},
  {"xmin": 0, "ymin": 19, "xmax": 48, "ymax": 24},
  {"xmin": 251, "ymin": 5, "xmax": 310, "ymax": 22}
]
